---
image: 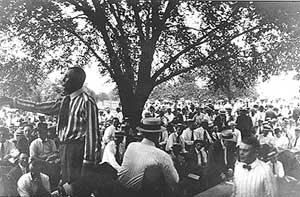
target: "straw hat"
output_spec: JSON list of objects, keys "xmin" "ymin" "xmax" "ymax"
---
[
  {"xmin": 220, "ymin": 129, "xmax": 237, "ymax": 142},
  {"xmin": 136, "ymin": 118, "xmax": 165, "ymax": 133}
]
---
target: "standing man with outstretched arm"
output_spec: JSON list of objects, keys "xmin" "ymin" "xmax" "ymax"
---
[{"xmin": 0, "ymin": 67, "xmax": 99, "ymax": 185}]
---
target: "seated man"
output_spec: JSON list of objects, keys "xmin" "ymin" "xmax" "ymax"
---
[
  {"xmin": 17, "ymin": 158, "xmax": 51, "ymax": 197},
  {"xmin": 117, "ymin": 118, "xmax": 179, "ymax": 195},
  {"xmin": 0, "ymin": 126, "xmax": 19, "ymax": 166},
  {"xmin": 7, "ymin": 152, "xmax": 29, "ymax": 196},
  {"xmin": 29, "ymin": 123, "xmax": 58, "ymax": 163},
  {"xmin": 29, "ymin": 122, "xmax": 59, "ymax": 188},
  {"xmin": 165, "ymin": 123, "xmax": 185, "ymax": 153}
]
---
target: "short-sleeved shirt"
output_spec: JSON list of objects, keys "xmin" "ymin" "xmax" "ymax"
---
[{"xmin": 29, "ymin": 138, "xmax": 57, "ymax": 160}]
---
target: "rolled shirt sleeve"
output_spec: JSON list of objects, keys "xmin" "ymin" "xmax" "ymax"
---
[{"xmin": 13, "ymin": 98, "xmax": 61, "ymax": 116}]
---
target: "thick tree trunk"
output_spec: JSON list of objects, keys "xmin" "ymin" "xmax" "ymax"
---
[{"xmin": 117, "ymin": 78, "xmax": 153, "ymax": 128}]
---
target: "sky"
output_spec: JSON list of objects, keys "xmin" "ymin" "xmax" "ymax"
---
[
  {"xmin": 49, "ymin": 65, "xmax": 300, "ymax": 100},
  {"xmin": 48, "ymin": 63, "xmax": 115, "ymax": 94}
]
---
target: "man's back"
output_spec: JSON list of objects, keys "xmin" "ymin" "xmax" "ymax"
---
[{"xmin": 118, "ymin": 142, "xmax": 179, "ymax": 190}]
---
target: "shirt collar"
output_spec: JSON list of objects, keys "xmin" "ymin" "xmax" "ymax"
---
[
  {"xmin": 141, "ymin": 138, "xmax": 155, "ymax": 147},
  {"xmin": 19, "ymin": 164, "xmax": 27, "ymax": 172},
  {"xmin": 69, "ymin": 88, "xmax": 84, "ymax": 100},
  {"xmin": 239, "ymin": 158, "xmax": 259, "ymax": 169}
]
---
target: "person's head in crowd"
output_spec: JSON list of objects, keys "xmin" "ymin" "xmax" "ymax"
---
[
  {"xmin": 36, "ymin": 123, "xmax": 48, "ymax": 142},
  {"xmin": 259, "ymin": 144, "xmax": 278, "ymax": 163},
  {"xmin": 220, "ymin": 128, "xmax": 237, "ymax": 149},
  {"xmin": 167, "ymin": 108, "xmax": 172, "ymax": 114},
  {"xmin": 239, "ymin": 108, "xmax": 248, "ymax": 116},
  {"xmin": 18, "ymin": 152, "xmax": 29, "ymax": 168},
  {"xmin": 23, "ymin": 124, "xmax": 33, "ymax": 139},
  {"xmin": 172, "ymin": 144, "xmax": 183, "ymax": 157},
  {"xmin": 112, "ymin": 117, "xmax": 119, "ymax": 128},
  {"xmin": 174, "ymin": 123, "xmax": 185, "ymax": 136},
  {"xmin": 225, "ymin": 107, "xmax": 232, "ymax": 115},
  {"xmin": 186, "ymin": 119, "xmax": 196, "ymax": 130},
  {"xmin": 149, "ymin": 106, "xmax": 155, "ymax": 114},
  {"xmin": 194, "ymin": 140, "xmax": 205, "ymax": 152},
  {"xmin": 0, "ymin": 126, "xmax": 9, "ymax": 143},
  {"xmin": 158, "ymin": 110, "xmax": 165, "ymax": 118},
  {"xmin": 116, "ymin": 107, "xmax": 121, "ymax": 113},
  {"xmin": 262, "ymin": 125, "xmax": 272, "ymax": 137},
  {"xmin": 182, "ymin": 108, "xmax": 187, "ymax": 115},
  {"xmin": 47, "ymin": 126, "xmax": 57, "ymax": 140},
  {"xmin": 201, "ymin": 120, "xmax": 209, "ymax": 130},
  {"xmin": 14, "ymin": 127, "xmax": 25, "ymax": 142},
  {"xmin": 295, "ymin": 127, "xmax": 300, "ymax": 138},
  {"xmin": 137, "ymin": 118, "xmax": 165, "ymax": 146},
  {"xmin": 38, "ymin": 116, "xmax": 45, "ymax": 123},
  {"xmin": 239, "ymin": 136, "xmax": 260, "ymax": 165},
  {"xmin": 29, "ymin": 158, "xmax": 43, "ymax": 177},
  {"xmin": 106, "ymin": 108, "xmax": 111, "ymax": 114},
  {"xmin": 274, "ymin": 127, "xmax": 282, "ymax": 138},
  {"xmin": 190, "ymin": 104, "xmax": 195, "ymax": 112},
  {"xmin": 144, "ymin": 112, "xmax": 152, "ymax": 118},
  {"xmin": 218, "ymin": 109, "xmax": 227, "ymax": 117},
  {"xmin": 62, "ymin": 67, "xmax": 86, "ymax": 95},
  {"xmin": 228, "ymin": 121, "xmax": 236, "ymax": 130}
]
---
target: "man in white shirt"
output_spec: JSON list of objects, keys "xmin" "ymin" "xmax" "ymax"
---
[
  {"xmin": 17, "ymin": 158, "xmax": 51, "ymax": 197},
  {"xmin": 228, "ymin": 121, "xmax": 242, "ymax": 147},
  {"xmin": 181, "ymin": 119, "xmax": 196, "ymax": 150},
  {"xmin": 233, "ymin": 136, "xmax": 277, "ymax": 197},
  {"xmin": 165, "ymin": 123, "xmax": 185, "ymax": 152},
  {"xmin": 0, "ymin": 126, "xmax": 19, "ymax": 165},
  {"xmin": 165, "ymin": 108, "xmax": 175, "ymax": 123},
  {"xmin": 116, "ymin": 107, "xmax": 123, "ymax": 123},
  {"xmin": 274, "ymin": 128, "xmax": 289, "ymax": 150},
  {"xmin": 29, "ymin": 123, "xmax": 58, "ymax": 162},
  {"xmin": 118, "ymin": 118, "xmax": 179, "ymax": 195},
  {"xmin": 102, "ymin": 118, "xmax": 119, "ymax": 145},
  {"xmin": 291, "ymin": 127, "xmax": 300, "ymax": 153}
]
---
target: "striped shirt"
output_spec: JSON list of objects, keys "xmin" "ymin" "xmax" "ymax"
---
[
  {"xmin": 233, "ymin": 159, "xmax": 277, "ymax": 197},
  {"xmin": 13, "ymin": 88, "xmax": 99, "ymax": 164}
]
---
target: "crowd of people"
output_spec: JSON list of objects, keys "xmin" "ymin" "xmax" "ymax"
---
[{"xmin": 1, "ymin": 67, "xmax": 300, "ymax": 197}]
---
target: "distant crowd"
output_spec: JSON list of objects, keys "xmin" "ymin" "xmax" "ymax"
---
[{"xmin": 1, "ymin": 97, "xmax": 300, "ymax": 196}]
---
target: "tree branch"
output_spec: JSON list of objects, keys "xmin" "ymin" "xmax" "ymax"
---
[
  {"xmin": 154, "ymin": 25, "xmax": 262, "ymax": 85},
  {"xmin": 64, "ymin": 28, "xmax": 115, "ymax": 78}
]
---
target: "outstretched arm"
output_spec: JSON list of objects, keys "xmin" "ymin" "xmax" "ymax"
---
[{"xmin": 0, "ymin": 96, "xmax": 61, "ymax": 116}]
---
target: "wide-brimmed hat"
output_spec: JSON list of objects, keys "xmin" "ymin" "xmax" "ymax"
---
[
  {"xmin": 228, "ymin": 121, "xmax": 236, "ymax": 126},
  {"xmin": 220, "ymin": 129, "xmax": 237, "ymax": 142},
  {"xmin": 136, "ymin": 118, "xmax": 165, "ymax": 133},
  {"xmin": 219, "ymin": 109, "xmax": 227, "ymax": 114},
  {"xmin": 263, "ymin": 125, "xmax": 272, "ymax": 131}
]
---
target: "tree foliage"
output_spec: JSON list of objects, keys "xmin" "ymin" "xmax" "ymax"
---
[{"xmin": 0, "ymin": 0, "xmax": 296, "ymax": 123}]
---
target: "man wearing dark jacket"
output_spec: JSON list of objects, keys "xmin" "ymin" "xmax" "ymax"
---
[
  {"xmin": 7, "ymin": 153, "xmax": 29, "ymax": 196},
  {"xmin": 236, "ymin": 108, "xmax": 253, "ymax": 139},
  {"xmin": 204, "ymin": 129, "xmax": 237, "ymax": 189}
]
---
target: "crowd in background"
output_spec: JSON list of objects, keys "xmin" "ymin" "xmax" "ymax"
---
[{"xmin": 1, "ymin": 97, "xmax": 300, "ymax": 196}]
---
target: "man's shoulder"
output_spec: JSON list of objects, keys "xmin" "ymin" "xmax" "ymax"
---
[
  {"xmin": 18, "ymin": 173, "xmax": 30, "ymax": 183},
  {"xmin": 40, "ymin": 172, "xmax": 49, "ymax": 180},
  {"xmin": 79, "ymin": 92, "xmax": 97, "ymax": 105},
  {"xmin": 30, "ymin": 138, "xmax": 41, "ymax": 145},
  {"xmin": 8, "ymin": 165, "xmax": 21, "ymax": 176}
]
